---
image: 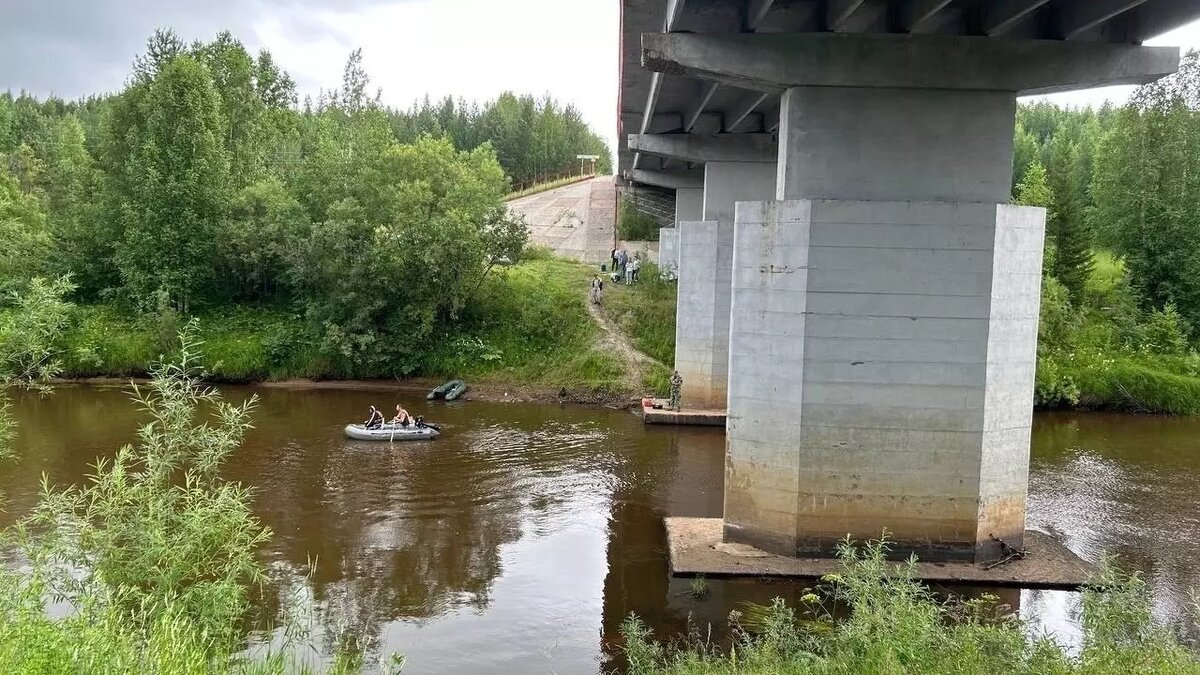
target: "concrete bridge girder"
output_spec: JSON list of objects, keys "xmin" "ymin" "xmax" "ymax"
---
[
  {"xmin": 628, "ymin": 133, "xmax": 777, "ymax": 165},
  {"xmin": 624, "ymin": 168, "xmax": 704, "ymax": 190},
  {"xmin": 641, "ymin": 31, "xmax": 1180, "ymax": 96}
]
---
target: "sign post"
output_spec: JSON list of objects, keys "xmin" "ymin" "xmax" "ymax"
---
[{"xmin": 577, "ymin": 154, "xmax": 600, "ymax": 177}]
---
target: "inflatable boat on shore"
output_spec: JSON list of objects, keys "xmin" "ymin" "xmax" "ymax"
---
[{"xmin": 427, "ymin": 379, "xmax": 468, "ymax": 401}]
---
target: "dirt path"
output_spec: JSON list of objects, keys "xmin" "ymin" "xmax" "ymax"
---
[{"xmin": 586, "ymin": 293, "xmax": 664, "ymax": 392}]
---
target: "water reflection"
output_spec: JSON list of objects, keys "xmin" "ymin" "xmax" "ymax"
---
[
  {"xmin": 3, "ymin": 389, "xmax": 1200, "ymax": 672},
  {"xmin": 1026, "ymin": 412, "xmax": 1200, "ymax": 646}
]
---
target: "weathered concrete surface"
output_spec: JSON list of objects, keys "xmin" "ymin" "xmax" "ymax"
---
[
  {"xmin": 673, "ymin": 162, "xmax": 776, "ymax": 410},
  {"xmin": 507, "ymin": 176, "xmax": 615, "ymax": 264},
  {"xmin": 666, "ymin": 518, "xmax": 1094, "ymax": 590},
  {"xmin": 724, "ymin": 199, "xmax": 1044, "ymax": 562},
  {"xmin": 776, "ymin": 86, "xmax": 1015, "ymax": 203},
  {"xmin": 626, "ymin": 168, "xmax": 704, "ymax": 190},
  {"xmin": 658, "ymin": 228, "xmax": 678, "ymax": 279},
  {"xmin": 640, "ymin": 32, "xmax": 1180, "ymax": 96},
  {"xmin": 643, "ymin": 400, "xmax": 725, "ymax": 426},
  {"xmin": 675, "ymin": 188, "xmax": 702, "ymax": 225},
  {"xmin": 616, "ymin": 239, "xmax": 659, "ymax": 264},
  {"xmin": 629, "ymin": 133, "xmax": 776, "ymax": 164}
]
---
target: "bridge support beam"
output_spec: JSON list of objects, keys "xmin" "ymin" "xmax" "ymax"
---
[
  {"xmin": 640, "ymin": 31, "xmax": 1181, "ymax": 562},
  {"xmin": 675, "ymin": 187, "xmax": 702, "ymax": 225},
  {"xmin": 675, "ymin": 161, "xmax": 775, "ymax": 409},
  {"xmin": 660, "ymin": 188, "xmax": 702, "ymax": 282}
]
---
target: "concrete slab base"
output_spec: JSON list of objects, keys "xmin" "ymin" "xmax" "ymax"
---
[
  {"xmin": 664, "ymin": 517, "xmax": 1094, "ymax": 590},
  {"xmin": 642, "ymin": 400, "xmax": 726, "ymax": 426}
]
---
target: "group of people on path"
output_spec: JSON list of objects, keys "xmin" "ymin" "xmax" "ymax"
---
[
  {"xmin": 609, "ymin": 248, "xmax": 641, "ymax": 285},
  {"xmin": 364, "ymin": 404, "xmax": 412, "ymax": 429},
  {"xmin": 590, "ymin": 247, "xmax": 644, "ymax": 306}
]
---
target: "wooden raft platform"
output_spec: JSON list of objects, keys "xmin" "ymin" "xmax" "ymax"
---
[{"xmin": 642, "ymin": 400, "xmax": 726, "ymax": 426}]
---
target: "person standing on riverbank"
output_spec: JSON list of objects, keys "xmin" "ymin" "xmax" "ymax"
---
[
  {"xmin": 669, "ymin": 371, "xmax": 682, "ymax": 411},
  {"xmin": 590, "ymin": 275, "xmax": 603, "ymax": 305}
]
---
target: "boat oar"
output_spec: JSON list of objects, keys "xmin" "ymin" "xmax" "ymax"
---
[{"xmin": 389, "ymin": 423, "xmax": 396, "ymax": 444}]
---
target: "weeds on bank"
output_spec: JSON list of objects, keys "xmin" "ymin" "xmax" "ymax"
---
[
  {"xmin": 622, "ymin": 537, "xmax": 1200, "ymax": 675},
  {"xmin": 0, "ymin": 325, "xmax": 401, "ymax": 673}
]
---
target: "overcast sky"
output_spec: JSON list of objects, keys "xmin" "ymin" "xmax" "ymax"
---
[{"xmin": 1, "ymin": 1, "xmax": 1199, "ymax": 156}]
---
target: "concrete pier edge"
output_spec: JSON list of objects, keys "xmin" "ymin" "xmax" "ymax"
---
[{"xmin": 664, "ymin": 517, "xmax": 1095, "ymax": 590}]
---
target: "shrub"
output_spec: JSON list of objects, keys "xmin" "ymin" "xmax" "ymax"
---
[
  {"xmin": 619, "ymin": 197, "xmax": 661, "ymax": 241},
  {"xmin": 621, "ymin": 537, "xmax": 1200, "ymax": 674}
]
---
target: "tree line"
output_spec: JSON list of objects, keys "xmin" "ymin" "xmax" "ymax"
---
[
  {"xmin": 0, "ymin": 29, "xmax": 613, "ymax": 375},
  {"xmin": 1014, "ymin": 50, "xmax": 1200, "ymax": 409}
]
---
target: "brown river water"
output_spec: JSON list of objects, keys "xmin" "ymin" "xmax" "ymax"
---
[{"xmin": 2, "ymin": 386, "xmax": 1199, "ymax": 673}]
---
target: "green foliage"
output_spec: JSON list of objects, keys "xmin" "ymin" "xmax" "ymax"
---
[
  {"xmin": 2, "ymin": 29, "xmax": 619, "ymax": 386},
  {"xmin": 0, "ymin": 395, "xmax": 13, "ymax": 463},
  {"xmin": 393, "ymin": 92, "xmax": 613, "ymax": 185},
  {"xmin": 1015, "ymin": 160, "xmax": 1054, "ymax": 211},
  {"xmin": 1074, "ymin": 358, "xmax": 1200, "ymax": 416},
  {"xmin": 0, "ymin": 329, "xmax": 398, "ymax": 672},
  {"xmin": 1092, "ymin": 50, "xmax": 1200, "ymax": 330},
  {"xmin": 19, "ymin": 327, "xmax": 266, "ymax": 649},
  {"xmin": 0, "ymin": 276, "xmax": 75, "ymax": 386},
  {"xmin": 296, "ymin": 136, "xmax": 517, "ymax": 375},
  {"xmin": 0, "ymin": 162, "xmax": 51, "ymax": 287},
  {"xmin": 115, "ymin": 55, "xmax": 231, "ymax": 311},
  {"xmin": 619, "ymin": 197, "xmax": 662, "ymax": 241},
  {"xmin": 1137, "ymin": 303, "xmax": 1190, "ymax": 355},
  {"xmin": 622, "ymin": 538, "xmax": 1200, "ymax": 674},
  {"xmin": 1046, "ymin": 136, "xmax": 1093, "ymax": 303}
]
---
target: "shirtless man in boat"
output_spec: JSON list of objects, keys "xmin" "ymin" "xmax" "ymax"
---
[{"xmin": 391, "ymin": 404, "xmax": 412, "ymax": 427}]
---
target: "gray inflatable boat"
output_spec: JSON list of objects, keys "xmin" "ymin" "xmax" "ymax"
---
[{"xmin": 344, "ymin": 423, "xmax": 439, "ymax": 441}]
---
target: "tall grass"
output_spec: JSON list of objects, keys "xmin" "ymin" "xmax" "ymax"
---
[
  {"xmin": 1074, "ymin": 357, "xmax": 1200, "ymax": 415},
  {"xmin": 601, "ymin": 263, "xmax": 677, "ymax": 363},
  {"xmin": 622, "ymin": 538, "xmax": 1200, "ymax": 675}
]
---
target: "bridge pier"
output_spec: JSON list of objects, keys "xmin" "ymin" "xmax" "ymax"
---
[
  {"xmin": 676, "ymin": 161, "xmax": 775, "ymax": 409},
  {"xmin": 642, "ymin": 32, "xmax": 1179, "ymax": 562},
  {"xmin": 659, "ymin": 187, "xmax": 703, "ymax": 281}
]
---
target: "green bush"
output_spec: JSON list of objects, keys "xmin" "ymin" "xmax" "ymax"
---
[
  {"xmin": 622, "ymin": 538, "xmax": 1200, "ymax": 675},
  {"xmin": 619, "ymin": 197, "xmax": 661, "ymax": 241}
]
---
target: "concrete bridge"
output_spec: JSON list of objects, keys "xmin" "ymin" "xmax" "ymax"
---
[{"xmin": 620, "ymin": 0, "xmax": 1200, "ymax": 567}]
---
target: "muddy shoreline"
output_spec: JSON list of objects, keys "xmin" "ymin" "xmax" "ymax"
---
[{"xmin": 52, "ymin": 376, "xmax": 641, "ymax": 409}]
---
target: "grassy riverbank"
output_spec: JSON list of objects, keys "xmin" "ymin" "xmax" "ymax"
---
[
  {"xmin": 622, "ymin": 540, "xmax": 1200, "ymax": 674},
  {"xmin": 597, "ymin": 263, "xmax": 676, "ymax": 395},
  {"xmin": 33, "ymin": 256, "xmax": 631, "ymax": 400}
]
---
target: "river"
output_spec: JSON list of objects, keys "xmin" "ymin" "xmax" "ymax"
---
[{"xmin": 2, "ymin": 385, "xmax": 1198, "ymax": 673}]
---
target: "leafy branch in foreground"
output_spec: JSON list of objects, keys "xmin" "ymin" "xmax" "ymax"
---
[
  {"xmin": 13, "ymin": 322, "xmax": 266, "ymax": 658},
  {"xmin": 0, "ymin": 276, "xmax": 75, "ymax": 388}
]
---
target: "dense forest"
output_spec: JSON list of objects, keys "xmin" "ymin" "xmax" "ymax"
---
[
  {"xmin": 0, "ymin": 29, "xmax": 613, "ymax": 380},
  {"xmin": 1015, "ymin": 50, "xmax": 1200, "ymax": 412},
  {"xmin": 5, "ymin": 28, "xmax": 1200, "ymax": 412}
]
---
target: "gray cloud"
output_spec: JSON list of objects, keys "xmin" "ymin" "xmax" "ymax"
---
[{"xmin": 0, "ymin": 0, "xmax": 397, "ymax": 98}]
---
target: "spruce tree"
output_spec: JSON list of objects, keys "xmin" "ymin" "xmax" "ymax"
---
[
  {"xmin": 1015, "ymin": 160, "xmax": 1056, "ymax": 277},
  {"xmin": 1046, "ymin": 136, "xmax": 1093, "ymax": 303}
]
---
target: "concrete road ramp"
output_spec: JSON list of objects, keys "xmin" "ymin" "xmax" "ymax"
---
[{"xmin": 508, "ymin": 176, "xmax": 616, "ymax": 264}]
